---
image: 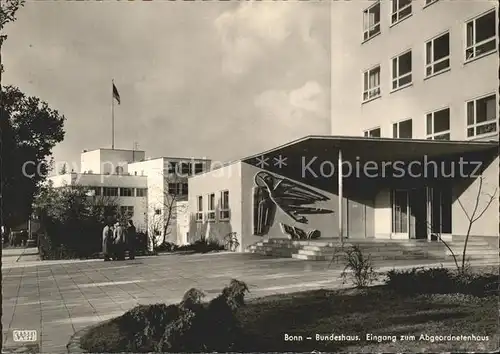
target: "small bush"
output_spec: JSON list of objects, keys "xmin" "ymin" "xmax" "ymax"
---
[
  {"xmin": 340, "ymin": 245, "xmax": 378, "ymax": 288},
  {"xmin": 157, "ymin": 279, "xmax": 249, "ymax": 352},
  {"xmin": 155, "ymin": 242, "xmax": 178, "ymax": 252},
  {"xmin": 385, "ymin": 267, "xmax": 499, "ymax": 297}
]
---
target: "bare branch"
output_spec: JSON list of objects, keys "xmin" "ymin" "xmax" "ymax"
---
[{"xmin": 472, "ymin": 187, "xmax": 498, "ymax": 224}]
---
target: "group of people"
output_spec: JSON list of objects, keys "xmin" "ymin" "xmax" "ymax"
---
[{"xmin": 102, "ymin": 219, "xmax": 136, "ymax": 261}]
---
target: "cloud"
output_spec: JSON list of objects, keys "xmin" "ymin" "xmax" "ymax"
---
[
  {"xmin": 254, "ymin": 80, "xmax": 328, "ymax": 130},
  {"xmin": 215, "ymin": 2, "xmax": 320, "ymax": 75}
]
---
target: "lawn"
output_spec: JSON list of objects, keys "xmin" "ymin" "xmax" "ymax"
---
[
  {"xmin": 80, "ymin": 285, "xmax": 498, "ymax": 353},
  {"xmin": 237, "ymin": 287, "xmax": 498, "ymax": 352}
]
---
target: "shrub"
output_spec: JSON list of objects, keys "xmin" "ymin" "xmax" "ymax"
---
[
  {"xmin": 155, "ymin": 242, "xmax": 178, "ymax": 252},
  {"xmin": 340, "ymin": 245, "xmax": 378, "ymax": 288},
  {"xmin": 385, "ymin": 267, "xmax": 499, "ymax": 297},
  {"xmin": 158, "ymin": 279, "xmax": 249, "ymax": 352},
  {"xmin": 119, "ymin": 303, "xmax": 181, "ymax": 352}
]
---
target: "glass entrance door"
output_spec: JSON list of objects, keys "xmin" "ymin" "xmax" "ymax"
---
[
  {"xmin": 392, "ymin": 190, "xmax": 409, "ymax": 237},
  {"xmin": 427, "ymin": 186, "xmax": 452, "ymax": 240}
]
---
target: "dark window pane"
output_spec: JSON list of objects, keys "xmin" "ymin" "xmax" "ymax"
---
[
  {"xmin": 433, "ymin": 109, "xmax": 450, "ymax": 133},
  {"xmin": 392, "ymin": 58, "xmax": 398, "ymax": 78},
  {"xmin": 371, "ymin": 128, "xmax": 381, "ymax": 137},
  {"xmin": 392, "ymin": 123, "xmax": 398, "ymax": 138},
  {"xmin": 398, "ymin": 74, "xmax": 412, "ymax": 86},
  {"xmin": 433, "ymin": 33, "xmax": 450, "ymax": 60},
  {"xmin": 476, "ymin": 123, "xmax": 497, "ymax": 135},
  {"xmin": 399, "ymin": 119, "xmax": 412, "ymax": 138},
  {"xmin": 476, "ymin": 95, "xmax": 496, "ymax": 123},
  {"xmin": 476, "ymin": 39, "xmax": 496, "ymax": 55},
  {"xmin": 475, "ymin": 11, "xmax": 495, "ymax": 43},
  {"xmin": 433, "ymin": 58, "xmax": 450, "ymax": 73},
  {"xmin": 467, "ymin": 127, "xmax": 475, "ymax": 137},
  {"xmin": 398, "ymin": 52, "xmax": 412, "ymax": 74}
]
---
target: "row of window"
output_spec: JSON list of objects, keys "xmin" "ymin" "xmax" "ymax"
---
[
  {"xmin": 196, "ymin": 190, "xmax": 230, "ymax": 222},
  {"xmin": 89, "ymin": 187, "xmax": 148, "ymax": 197},
  {"xmin": 364, "ymin": 0, "xmax": 436, "ymax": 41},
  {"xmin": 363, "ymin": 93, "xmax": 497, "ymax": 139},
  {"xmin": 166, "ymin": 161, "xmax": 205, "ymax": 176},
  {"xmin": 167, "ymin": 183, "xmax": 189, "ymax": 196},
  {"xmin": 363, "ymin": 7, "xmax": 496, "ymax": 102}
]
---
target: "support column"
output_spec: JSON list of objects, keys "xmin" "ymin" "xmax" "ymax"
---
[{"xmin": 338, "ymin": 148, "xmax": 343, "ymax": 246}]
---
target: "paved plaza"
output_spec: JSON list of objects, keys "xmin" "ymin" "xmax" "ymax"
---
[{"xmin": 1, "ymin": 248, "xmax": 492, "ymax": 353}]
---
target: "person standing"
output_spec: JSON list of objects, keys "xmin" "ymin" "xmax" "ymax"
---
[
  {"xmin": 102, "ymin": 219, "xmax": 114, "ymax": 261},
  {"xmin": 126, "ymin": 220, "xmax": 137, "ymax": 260},
  {"xmin": 113, "ymin": 221, "xmax": 126, "ymax": 260}
]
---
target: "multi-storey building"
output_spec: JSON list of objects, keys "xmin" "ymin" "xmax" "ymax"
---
[
  {"xmin": 330, "ymin": 0, "xmax": 498, "ymax": 141},
  {"xmin": 49, "ymin": 148, "xmax": 210, "ymax": 246}
]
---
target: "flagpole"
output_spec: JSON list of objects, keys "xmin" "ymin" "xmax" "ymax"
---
[{"xmin": 111, "ymin": 79, "xmax": 115, "ymax": 150}]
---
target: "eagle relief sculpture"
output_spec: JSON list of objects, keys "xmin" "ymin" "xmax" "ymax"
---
[{"xmin": 252, "ymin": 171, "xmax": 333, "ymax": 238}]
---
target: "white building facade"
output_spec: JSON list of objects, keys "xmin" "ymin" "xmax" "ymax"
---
[{"xmin": 49, "ymin": 148, "xmax": 211, "ymax": 246}]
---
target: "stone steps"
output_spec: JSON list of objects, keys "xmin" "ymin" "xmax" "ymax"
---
[{"xmin": 247, "ymin": 237, "xmax": 499, "ymax": 263}]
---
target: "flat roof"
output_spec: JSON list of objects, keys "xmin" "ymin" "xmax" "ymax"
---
[{"xmin": 82, "ymin": 148, "xmax": 146, "ymax": 153}]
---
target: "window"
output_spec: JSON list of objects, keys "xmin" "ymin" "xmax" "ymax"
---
[
  {"xmin": 194, "ymin": 163, "xmax": 204, "ymax": 175},
  {"xmin": 207, "ymin": 193, "xmax": 215, "ymax": 221},
  {"xmin": 391, "ymin": 50, "xmax": 412, "ymax": 90},
  {"xmin": 363, "ymin": 127, "xmax": 381, "ymax": 138},
  {"xmin": 392, "ymin": 119, "xmax": 412, "ymax": 139},
  {"xmin": 167, "ymin": 162, "xmax": 177, "ymax": 174},
  {"xmin": 119, "ymin": 187, "xmax": 133, "ymax": 197},
  {"xmin": 155, "ymin": 209, "xmax": 162, "ymax": 215},
  {"xmin": 120, "ymin": 206, "xmax": 134, "ymax": 219},
  {"xmin": 425, "ymin": 32, "xmax": 450, "ymax": 77},
  {"xmin": 196, "ymin": 195, "xmax": 203, "ymax": 222},
  {"xmin": 136, "ymin": 188, "xmax": 147, "ymax": 197},
  {"xmin": 466, "ymin": 9, "xmax": 497, "ymax": 61},
  {"xmin": 363, "ymin": 66, "xmax": 381, "ymax": 101},
  {"xmin": 168, "ymin": 183, "xmax": 188, "ymax": 196},
  {"xmin": 220, "ymin": 190, "xmax": 230, "ymax": 220},
  {"xmin": 180, "ymin": 162, "xmax": 191, "ymax": 176},
  {"xmin": 363, "ymin": 1, "xmax": 380, "ymax": 41},
  {"xmin": 466, "ymin": 94, "xmax": 497, "ymax": 138},
  {"xmin": 391, "ymin": 0, "xmax": 412, "ymax": 25},
  {"xmin": 89, "ymin": 187, "xmax": 102, "ymax": 196},
  {"xmin": 103, "ymin": 187, "xmax": 118, "ymax": 197},
  {"xmin": 426, "ymin": 108, "xmax": 451, "ymax": 140},
  {"xmin": 115, "ymin": 166, "xmax": 124, "ymax": 175}
]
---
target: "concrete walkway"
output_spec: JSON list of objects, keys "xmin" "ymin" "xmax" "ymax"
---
[{"xmin": 1, "ymin": 250, "xmax": 497, "ymax": 353}]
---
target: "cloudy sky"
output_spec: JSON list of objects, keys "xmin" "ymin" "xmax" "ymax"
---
[{"xmin": 3, "ymin": 1, "xmax": 331, "ymax": 167}]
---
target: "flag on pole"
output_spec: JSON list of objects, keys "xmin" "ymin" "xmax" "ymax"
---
[{"xmin": 112, "ymin": 82, "xmax": 121, "ymax": 105}]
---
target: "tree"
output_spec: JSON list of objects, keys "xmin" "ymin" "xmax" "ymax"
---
[
  {"xmin": 456, "ymin": 176, "xmax": 497, "ymax": 270},
  {"xmin": 148, "ymin": 173, "xmax": 188, "ymax": 248},
  {"xmin": 1, "ymin": 86, "xmax": 65, "ymax": 230},
  {"xmin": 432, "ymin": 176, "xmax": 497, "ymax": 273},
  {"xmin": 33, "ymin": 182, "xmax": 119, "ymax": 258},
  {"xmin": 0, "ymin": 0, "xmax": 25, "ymax": 81},
  {"xmin": 59, "ymin": 163, "xmax": 67, "ymax": 175}
]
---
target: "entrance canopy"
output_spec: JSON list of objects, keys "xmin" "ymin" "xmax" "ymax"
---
[
  {"xmin": 242, "ymin": 135, "xmax": 498, "ymax": 242},
  {"xmin": 244, "ymin": 135, "xmax": 498, "ymax": 163}
]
